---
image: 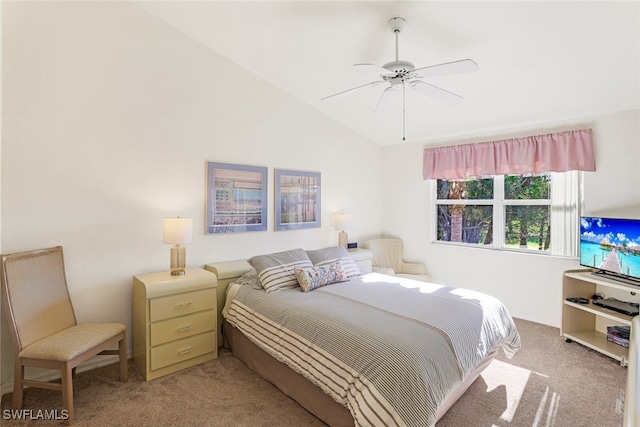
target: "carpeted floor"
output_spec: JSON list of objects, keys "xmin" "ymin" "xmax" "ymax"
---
[
  {"xmin": 438, "ymin": 319, "xmax": 626, "ymax": 427},
  {"xmin": 1, "ymin": 318, "xmax": 628, "ymax": 426}
]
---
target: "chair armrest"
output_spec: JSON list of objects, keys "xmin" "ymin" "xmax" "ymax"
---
[
  {"xmin": 372, "ymin": 267, "xmax": 396, "ymax": 276},
  {"xmin": 398, "ymin": 261, "xmax": 428, "ymax": 275}
]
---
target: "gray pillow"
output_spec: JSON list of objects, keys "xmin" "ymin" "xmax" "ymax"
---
[
  {"xmin": 306, "ymin": 246, "xmax": 361, "ymax": 277},
  {"xmin": 234, "ymin": 268, "xmax": 262, "ymax": 290},
  {"xmin": 248, "ymin": 248, "xmax": 313, "ymax": 293}
]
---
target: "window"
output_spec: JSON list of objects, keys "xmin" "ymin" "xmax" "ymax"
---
[{"xmin": 433, "ymin": 172, "xmax": 580, "ymax": 256}]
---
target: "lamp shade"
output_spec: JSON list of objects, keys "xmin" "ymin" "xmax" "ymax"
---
[
  {"xmin": 334, "ymin": 214, "xmax": 352, "ymax": 231},
  {"xmin": 163, "ymin": 218, "xmax": 193, "ymax": 244}
]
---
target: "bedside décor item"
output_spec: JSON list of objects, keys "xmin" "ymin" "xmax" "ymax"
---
[
  {"xmin": 334, "ymin": 214, "xmax": 352, "ymax": 248},
  {"xmin": 206, "ymin": 162, "xmax": 268, "ymax": 234},
  {"xmin": 275, "ymin": 169, "xmax": 321, "ymax": 230},
  {"xmin": 163, "ymin": 217, "xmax": 193, "ymax": 276}
]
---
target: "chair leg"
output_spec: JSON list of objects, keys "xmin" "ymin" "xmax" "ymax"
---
[
  {"xmin": 12, "ymin": 362, "xmax": 24, "ymax": 410},
  {"xmin": 119, "ymin": 337, "xmax": 128, "ymax": 382},
  {"xmin": 61, "ymin": 365, "xmax": 74, "ymax": 425}
]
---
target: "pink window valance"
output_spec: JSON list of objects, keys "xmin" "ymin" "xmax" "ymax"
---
[{"xmin": 422, "ymin": 128, "xmax": 595, "ymax": 180}]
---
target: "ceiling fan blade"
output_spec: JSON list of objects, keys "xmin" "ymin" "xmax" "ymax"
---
[
  {"xmin": 413, "ymin": 59, "xmax": 479, "ymax": 78},
  {"xmin": 321, "ymin": 81, "xmax": 381, "ymax": 101},
  {"xmin": 374, "ymin": 85, "xmax": 400, "ymax": 116},
  {"xmin": 409, "ymin": 80, "xmax": 464, "ymax": 106}
]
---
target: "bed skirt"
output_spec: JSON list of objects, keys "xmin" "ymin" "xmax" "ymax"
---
[{"xmin": 223, "ymin": 319, "xmax": 497, "ymax": 426}]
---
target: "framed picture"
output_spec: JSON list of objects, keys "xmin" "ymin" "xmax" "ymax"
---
[
  {"xmin": 275, "ymin": 169, "xmax": 321, "ymax": 230},
  {"xmin": 206, "ymin": 162, "xmax": 268, "ymax": 234}
]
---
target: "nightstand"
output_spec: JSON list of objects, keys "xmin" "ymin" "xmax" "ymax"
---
[{"xmin": 133, "ymin": 268, "xmax": 218, "ymax": 381}]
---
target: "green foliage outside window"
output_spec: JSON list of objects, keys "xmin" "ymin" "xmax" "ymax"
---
[{"xmin": 436, "ymin": 174, "xmax": 551, "ymax": 251}]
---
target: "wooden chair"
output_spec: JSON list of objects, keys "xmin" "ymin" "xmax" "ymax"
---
[
  {"xmin": 364, "ymin": 238, "xmax": 432, "ymax": 282},
  {"xmin": 1, "ymin": 246, "xmax": 127, "ymax": 425}
]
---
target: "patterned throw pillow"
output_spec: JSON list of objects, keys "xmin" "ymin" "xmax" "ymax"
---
[
  {"xmin": 295, "ymin": 260, "xmax": 347, "ymax": 293},
  {"xmin": 306, "ymin": 246, "xmax": 362, "ymax": 277}
]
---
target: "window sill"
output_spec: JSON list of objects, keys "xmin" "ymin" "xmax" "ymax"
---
[{"xmin": 431, "ymin": 240, "xmax": 579, "ymax": 261}]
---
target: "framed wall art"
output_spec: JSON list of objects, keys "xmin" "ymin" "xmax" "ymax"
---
[
  {"xmin": 206, "ymin": 162, "xmax": 268, "ymax": 234},
  {"xmin": 275, "ymin": 169, "xmax": 321, "ymax": 230}
]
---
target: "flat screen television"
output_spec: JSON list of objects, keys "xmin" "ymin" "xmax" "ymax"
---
[{"xmin": 579, "ymin": 216, "xmax": 640, "ymax": 285}]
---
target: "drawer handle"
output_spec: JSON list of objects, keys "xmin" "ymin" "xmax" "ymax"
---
[
  {"xmin": 178, "ymin": 325, "xmax": 193, "ymax": 332},
  {"xmin": 178, "ymin": 347, "xmax": 193, "ymax": 356},
  {"xmin": 175, "ymin": 302, "xmax": 192, "ymax": 309}
]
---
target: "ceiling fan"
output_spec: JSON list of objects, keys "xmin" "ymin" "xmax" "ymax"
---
[{"xmin": 321, "ymin": 17, "xmax": 479, "ymax": 141}]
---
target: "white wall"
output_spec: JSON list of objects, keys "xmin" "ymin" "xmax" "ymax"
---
[
  {"xmin": 381, "ymin": 108, "xmax": 640, "ymax": 326},
  {"xmin": 0, "ymin": 2, "xmax": 383, "ymax": 390}
]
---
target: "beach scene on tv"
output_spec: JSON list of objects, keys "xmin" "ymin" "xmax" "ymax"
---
[{"xmin": 580, "ymin": 217, "xmax": 640, "ymax": 280}]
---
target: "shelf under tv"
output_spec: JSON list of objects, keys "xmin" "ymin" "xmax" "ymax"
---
[
  {"xmin": 591, "ymin": 269, "xmax": 640, "ymax": 287},
  {"xmin": 562, "ymin": 269, "xmax": 640, "ymax": 366}
]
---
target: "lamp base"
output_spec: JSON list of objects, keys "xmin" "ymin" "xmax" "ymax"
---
[
  {"xmin": 338, "ymin": 231, "xmax": 348, "ymax": 249},
  {"xmin": 170, "ymin": 245, "xmax": 186, "ymax": 276}
]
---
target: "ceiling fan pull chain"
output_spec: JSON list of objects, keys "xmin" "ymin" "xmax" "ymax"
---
[{"xmin": 402, "ymin": 82, "xmax": 406, "ymax": 141}]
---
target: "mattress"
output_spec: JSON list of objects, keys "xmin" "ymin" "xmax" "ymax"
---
[{"xmin": 223, "ymin": 272, "xmax": 521, "ymax": 427}]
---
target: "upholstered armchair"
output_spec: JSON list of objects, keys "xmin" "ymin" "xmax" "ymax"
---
[{"xmin": 364, "ymin": 238, "xmax": 432, "ymax": 282}]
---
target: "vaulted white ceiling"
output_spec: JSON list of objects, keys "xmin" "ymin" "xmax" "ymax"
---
[{"xmin": 135, "ymin": 1, "xmax": 640, "ymax": 146}]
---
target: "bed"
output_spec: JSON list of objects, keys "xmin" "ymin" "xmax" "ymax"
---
[{"xmin": 205, "ymin": 247, "xmax": 520, "ymax": 427}]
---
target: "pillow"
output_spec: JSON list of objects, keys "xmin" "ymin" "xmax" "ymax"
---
[
  {"xmin": 234, "ymin": 268, "xmax": 262, "ymax": 290},
  {"xmin": 295, "ymin": 260, "xmax": 347, "ymax": 293},
  {"xmin": 306, "ymin": 246, "xmax": 361, "ymax": 277},
  {"xmin": 248, "ymin": 248, "xmax": 313, "ymax": 293}
]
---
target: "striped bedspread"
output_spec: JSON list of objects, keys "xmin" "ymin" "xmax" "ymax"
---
[{"xmin": 223, "ymin": 273, "xmax": 521, "ymax": 427}]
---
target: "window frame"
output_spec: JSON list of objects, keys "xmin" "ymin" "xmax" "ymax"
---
[{"xmin": 431, "ymin": 173, "xmax": 578, "ymax": 257}]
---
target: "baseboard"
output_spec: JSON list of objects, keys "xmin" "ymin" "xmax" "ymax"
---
[{"xmin": 1, "ymin": 351, "xmax": 132, "ymax": 396}]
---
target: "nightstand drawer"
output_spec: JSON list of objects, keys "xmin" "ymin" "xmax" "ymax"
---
[
  {"xmin": 150, "ymin": 310, "xmax": 215, "ymax": 346},
  {"xmin": 150, "ymin": 288, "xmax": 216, "ymax": 322},
  {"xmin": 150, "ymin": 331, "xmax": 216, "ymax": 371}
]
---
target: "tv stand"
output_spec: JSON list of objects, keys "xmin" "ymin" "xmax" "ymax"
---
[
  {"xmin": 562, "ymin": 269, "xmax": 640, "ymax": 366},
  {"xmin": 592, "ymin": 270, "xmax": 640, "ymax": 287}
]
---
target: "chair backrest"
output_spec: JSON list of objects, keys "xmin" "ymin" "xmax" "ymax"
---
[
  {"xmin": 365, "ymin": 238, "xmax": 404, "ymax": 271},
  {"xmin": 1, "ymin": 246, "xmax": 77, "ymax": 352}
]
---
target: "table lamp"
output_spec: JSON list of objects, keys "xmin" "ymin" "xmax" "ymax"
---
[
  {"xmin": 334, "ymin": 214, "xmax": 352, "ymax": 249},
  {"xmin": 163, "ymin": 217, "xmax": 193, "ymax": 276}
]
